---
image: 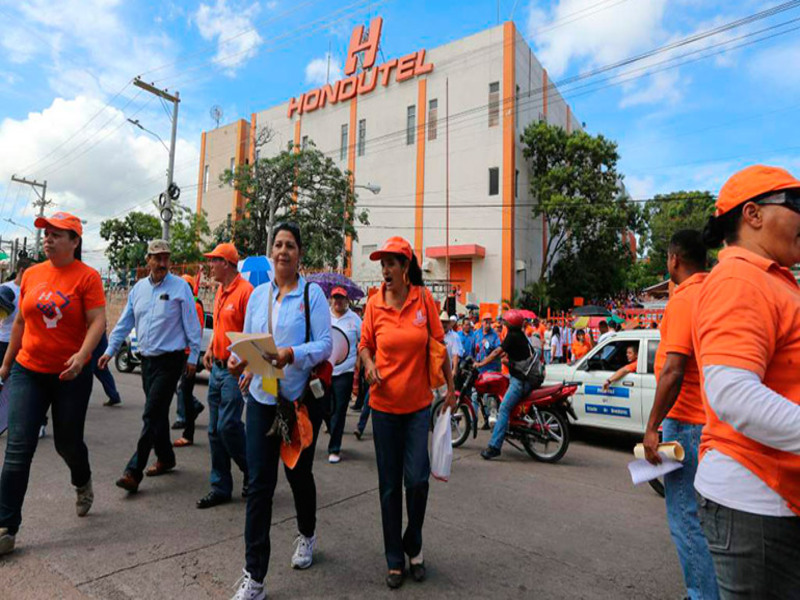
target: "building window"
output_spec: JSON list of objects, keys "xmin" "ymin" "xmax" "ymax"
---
[
  {"xmin": 358, "ymin": 119, "xmax": 366, "ymax": 156},
  {"xmin": 340, "ymin": 124, "xmax": 348, "ymax": 160},
  {"xmin": 489, "ymin": 167, "xmax": 499, "ymax": 196},
  {"xmin": 406, "ymin": 105, "xmax": 416, "ymax": 146},
  {"xmin": 301, "ymin": 135, "xmax": 308, "ymax": 150},
  {"xmin": 362, "ymin": 244, "xmax": 377, "ymax": 256},
  {"xmin": 203, "ymin": 165, "xmax": 209, "ymax": 192},
  {"xmin": 515, "ymin": 84, "xmax": 520, "ymax": 125},
  {"xmin": 489, "ymin": 81, "xmax": 500, "ymax": 127},
  {"xmin": 515, "ymin": 169, "xmax": 519, "ymax": 198},
  {"xmin": 229, "ymin": 157, "xmax": 235, "ymax": 186},
  {"xmin": 428, "ymin": 99, "xmax": 438, "ymax": 141}
]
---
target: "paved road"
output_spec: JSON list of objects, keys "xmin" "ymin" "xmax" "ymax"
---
[{"xmin": 0, "ymin": 368, "xmax": 684, "ymax": 599}]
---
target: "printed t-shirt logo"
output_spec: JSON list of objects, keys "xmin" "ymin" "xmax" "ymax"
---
[
  {"xmin": 413, "ymin": 309, "xmax": 425, "ymax": 327},
  {"xmin": 36, "ymin": 290, "xmax": 71, "ymax": 329}
]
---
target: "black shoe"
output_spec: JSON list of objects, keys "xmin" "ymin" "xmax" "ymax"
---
[
  {"xmin": 196, "ymin": 491, "xmax": 231, "ymax": 509},
  {"xmin": 193, "ymin": 402, "xmax": 205, "ymax": 418},
  {"xmin": 171, "ymin": 420, "xmax": 185, "ymax": 430},
  {"xmin": 354, "ymin": 430, "xmax": 363, "ymax": 440},
  {"xmin": 385, "ymin": 571, "xmax": 406, "ymax": 589},
  {"xmin": 409, "ymin": 562, "xmax": 426, "ymax": 582},
  {"xmin": 481, "ymin": 422, "xmax": 490, "ymax": 431},
  {"xmin": 104, "ymin": 397, "xmax": 122, "ymax": 407},
  {"xmin": 481, "ymin": 446, "xmax": 501, "ymax": 460}
]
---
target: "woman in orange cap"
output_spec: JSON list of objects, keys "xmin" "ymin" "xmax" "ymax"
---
[
  {"xmin": 172, "ymin": 273, "xmax": 206, "ymax": 446},
  {"xmin": 0, "ymin": 212, "xmax": 107, "ymax": 556},
  {"xmin": 693, "ymin": 165, "xmax": 800, "ymax": 597}
]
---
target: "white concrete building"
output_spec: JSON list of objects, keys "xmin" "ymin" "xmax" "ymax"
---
[{"xmin": 196, "ymin": 19, "xmax": 581, "ymax": 305}]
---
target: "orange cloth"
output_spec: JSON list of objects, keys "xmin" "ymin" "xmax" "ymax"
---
[
  {"xmin": 693, "ymin": 246, "xmax": 800, "ymax": 516},
  {"xmin": 185, "ymin": 298, "xmax": 205, "ymax": 356},
  {"xmin": 211, "ymin": 274, "xmax": 254, "ymax": 361},
  {"xmin": 17, "ymin": 260, "xmax": 105, "ymax": 374},
  {"xmin": 654, "ymin": 272, "xmax": 707, "ymax": 425},
  {"xmin": 359, "ymin": 284, "xmax": 444, "ymax": 414},
  {"xmin": 571, "ymin": 339, "xmax": 592, "ymax": 361},
  {"xmin": 537, "ymin": 324, "xmax": 546, "ymax": 341},
  {"xmin": 624, "ymin": 360, "xmax": 637, "ymax": 373}
]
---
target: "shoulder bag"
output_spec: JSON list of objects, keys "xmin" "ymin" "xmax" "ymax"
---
[
  {"xmin": 420, "ymin": 287, "xmax": 447, "ymax": 389},
  {"xmin": 509, "ymin": 336, "xmax": 545, "ymax": 388}
]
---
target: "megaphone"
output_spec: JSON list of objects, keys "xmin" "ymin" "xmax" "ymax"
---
[{"xmin": 328, "ymin": 326, "xmax": 351, "ymax": 366}]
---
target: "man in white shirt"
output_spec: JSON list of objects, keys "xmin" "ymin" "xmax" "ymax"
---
[
  {"xmin": 596, "ymin": 320, "xmax": 614, "ymax": 345},
  {"xmin": 440, "ymin": 312, "xmax": 462, "ymax": 374}
]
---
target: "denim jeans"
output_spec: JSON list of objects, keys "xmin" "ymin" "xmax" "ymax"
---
[
  {"xmin": 662, "ymin": 419, "xmax": 719, "ymax": 600},
  {"xmin": 0, "ymin": 362, "xmax": 93, "ymax": 535},
  {"xmin": 207, "ymin": 364, "xmax": 248, "ymax": 498},
  {"xmin": 328, "ymin": 372, "xmax": 354, "ymax": 454},
  {"xmin": 125, "ymin": 351, "xmax": 184, "ymax": 479},
  {"xmin": 372, "ymin": 406, "xmax": 431, "ymax": 571},
  {"xmin": 488, "ymin": 376, "xmax": 532, "ymax": 450},
  {"xmin": 245, "ymin": 395, "xmax": 323, "ymax": 583},
  {"xmin": 176, "ymin": 371, "xmax": 203, "ymax": 424},
  {"xmin": 471, "ymin": 389, "xmax": 489, "ymax": 426},
  {"xmin": 697, "ymin": 495, "xmax": 800, "ymax": 599},
  {"xmin": 91, "ymin": 332, "xmax": 120, "ymax": 403},
  {"xmin": 357, "ymin": 390, "xmax": 371, "ymax": 434}
]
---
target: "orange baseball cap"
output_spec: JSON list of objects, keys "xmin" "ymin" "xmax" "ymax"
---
[
  {"xmin": 203, "ymin": 242, "xmax": 239, "ymax": 264},
  {"xmin": 331, "ymin": 286, "xmax": 348, "ymax": 298},
  {"xmin": 481, "ymin": 312, "xmax": 493, "ymax": 321},
  {"xmin": 716, "ymin": 165, "xmax": 800, "ymax": 216},
  {"xmin": 369, "ymin": 236, "xmax": 413, "ymax": 261},
  {"xmin": 34, "ymin": 211, "xmax": 82, "ymax": 236}
]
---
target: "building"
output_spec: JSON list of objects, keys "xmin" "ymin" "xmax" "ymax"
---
[{"xmin": 196, "ymin": 19, "xmax": 581, "ymax": 304}]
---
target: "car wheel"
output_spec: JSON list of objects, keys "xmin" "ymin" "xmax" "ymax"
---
[{"xmin": 115, "ymin": 344, "xmax": 134, "ymax": 373}]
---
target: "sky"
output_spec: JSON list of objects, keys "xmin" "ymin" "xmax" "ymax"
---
[{"xmin": 1, "ymin": 0, "xmax": 799, "ymax": 268}]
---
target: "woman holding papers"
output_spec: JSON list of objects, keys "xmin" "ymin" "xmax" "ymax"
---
[
  {"xmin": 358, "ymin": 236, "xmax": 456, "ymax": 590},
  {"xmin": 228, "ymin": 222, "xmax": 331, "ymax": 600}
]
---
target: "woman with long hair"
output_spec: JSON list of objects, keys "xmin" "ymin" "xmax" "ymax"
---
[
  {"xmin": 0, "ymin": 212, "xmax": 106, "ymax": 555},
  {"xmin": 358, "ymin": 236, "xmax": 456, "ymax": 589}
]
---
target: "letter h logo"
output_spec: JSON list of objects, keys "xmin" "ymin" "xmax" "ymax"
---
[{"xmin": 344, "ymin": 17, "xmax": 383, "ymax": 76}]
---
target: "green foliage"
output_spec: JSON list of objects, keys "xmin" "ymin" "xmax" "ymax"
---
[
  {"xmin": 169, "ymin": 205, "xmax": 211, "ymax": 264},
  {"xmin": 219, "ymin": 138, "xmax": 368, "ymax": 270}
]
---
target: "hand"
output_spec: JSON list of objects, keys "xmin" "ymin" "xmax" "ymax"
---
[
  {"xmin": 202, "ymin": 351, "xmax": 213, "ymax": 371},
  {"xmin": 185, "ymin": 362, "xmax": 197, "ymax": 378},
  {"xmin": 364, "ymin": 360, "xmax": 382, "ymax": 386},
  {"xmin": 443, "ymin": 388, "xmax": 457, "ymax": 411},
  {"xmin": 60, "ymin": 351, "xmax": 89, "ymax": 381},
  {"xmin": 643, "ymin": 428, "xmax": 662, "ymax": 465},
  {"xmin": 239, "ymin": 371, "xmax": 253, "ymax": 393},
  {"xmin": 97, "ymin": 354, "xmax": 111, "ymax": 370},
  {"xmin": 602, "ymin": 380, "xmax": 611, "ymax": 392},
  {"xmin": 228, "ymin": 355, "xmax": 247, "ymax": 377},
  {"xmin": 0, "ymin": 364, "xmax": 9, "ymax": 383},
  {"xmin": 262, "ymin": 347, "xmax": 293, "ymax": 369}
]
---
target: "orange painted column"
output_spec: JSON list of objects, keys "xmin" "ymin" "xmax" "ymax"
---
[
  {"xmin": 346, "ymin": 98, "xmax": 358, "ymax": 276},
  {"xmin": 232, "ymin": 119, "xmax": 248, "ymax": 219},
  {"xmin": 566, "ymin": 105, "xmax": 571, "ymax": 134},
  {"xmin": 501, "ymin": 22, "xmax": 516, "ymax": 303},
  {"xmin": 196, "ymin": 131, "xmax": 206, "ymax": 215},
  {"xmin": 414, "ymin": 79, "xmax": 427, "ymax": 260},
  {"xmin": 293, "ymin": 118, "xmax": 301, "ymax": 151},
  {"xmin": 249, "ymin": 112, "xmax": 257, "ymax": 164}
]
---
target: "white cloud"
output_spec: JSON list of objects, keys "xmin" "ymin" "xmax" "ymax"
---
[
  {"xmin": 304, "ymin": 53, "xmax": 342, "ymax": 86},
  {"xmin": 625, "ymin": 175, "xmax": 656, "ymax": 199},
  {"xmin": 619, "ymin": 70, "xmax": 682, "ymax": 108},
  {"xmin": 194, "ymin": 0, "xmax": 263, "ymax": 75},
  {"xmin": 0, "ymin": 27, "xmax": 40, "ymax": 64},
  {"xmin": 0, "ymin": 96, "xmax": 198, "ymax": 268}
]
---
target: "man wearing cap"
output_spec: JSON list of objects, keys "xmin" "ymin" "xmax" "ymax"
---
[
  {"xmin": 195, "ymin": 243, "xmax": 252, "ymax": 508},
  {"xmin": 457, "ymin": 317, "xmax": 476, "ymax": 361},
  {"xmin": 326, "ymin": 286, "xmax": 361, "ymax": 464},
  {"xmin": 100, "ymin": 240, "xmax": 202, "ymax": 493},
  {"xmin": 440, "ymin": 312, "xmax": 462, "ymax": 375}
]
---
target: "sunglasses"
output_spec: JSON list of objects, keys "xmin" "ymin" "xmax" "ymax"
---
[{"xmin": 755, "ymin": 190, "xmax": 800, "ymax": 215}]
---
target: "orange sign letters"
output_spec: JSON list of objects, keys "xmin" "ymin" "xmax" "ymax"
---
[{"xmin": 287, "ymin": 17, "xmax": 433, "ymax": 119}]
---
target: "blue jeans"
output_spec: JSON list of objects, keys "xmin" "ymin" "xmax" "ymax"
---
[
  {"xmin": 488, "ymin": 376, "xmax": 532, "ymax": 450},
  {"xmin": 357, "ymin": 390, "xmax": 372, "ymax": 433},
  {"xmin": 372, "ymin": 406, "xmax": 431, "ymax": 570},
  {"xmin": 92, "ymin": 332, "xmax": 120, "ymax": 403},
  {"xmin": 176, "ymin": 370, "xmax": 203, "ymax": 423},
  {"xmin": 328, "ymin": 372, "xmax": 354, "ymax": 454},
  {"xmin": 0, "ymin": 362, "xmax": 93, "ymax": 535},
  {"xmin": 662, "ymin": 419, "xmax": 719, "ymax": 600},
  {"xmin": 207, "ymin": 364, "xmax": 248, "ymax": 498}
]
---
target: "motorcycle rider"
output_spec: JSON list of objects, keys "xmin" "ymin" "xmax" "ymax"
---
[
  {"xmin": 472, "ymin": 313, "xmax": 502, "ymax": 428},
  {"xmin": 481, "ymin": 310, "xmax": 540, "ymax": 460}
]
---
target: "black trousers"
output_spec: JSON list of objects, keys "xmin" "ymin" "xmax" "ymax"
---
[
  {"xmin": 125, "ymin": 351, "xmax": 185, "ymax": 479},
  {"xmin": 244, "ymin": 396, "xmax": 323, "ymax": 582}
]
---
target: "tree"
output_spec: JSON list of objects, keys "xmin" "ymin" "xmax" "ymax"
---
[
  {"xmin": 219, "ymin": 131, "xmax": 368, "ymax": 270},
  {"xmin": 640, "ymin": 191, "xmax": 715, "ymax": 279},
  {"xmin": 521, "ymin": 121, "xmax": 641, "ymax": 303}
]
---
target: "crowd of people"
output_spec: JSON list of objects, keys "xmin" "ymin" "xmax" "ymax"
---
[{"xmin": 0, "ymin": 163, "xmax": 798, "ymax": 600}]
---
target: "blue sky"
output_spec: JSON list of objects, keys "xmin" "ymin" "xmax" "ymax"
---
[{"xmin": 1, "ymin": 0, "xmax": 799, "ymax": 266}]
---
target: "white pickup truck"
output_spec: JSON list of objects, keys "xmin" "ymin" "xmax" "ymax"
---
[{"xmin": 544, "ymin": 330, "xmax": 661, "ymax": 435}]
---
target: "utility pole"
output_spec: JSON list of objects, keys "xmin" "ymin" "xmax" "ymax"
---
[
  {"xmin": 10, "ymin": 175, "xmax": 49, "ymax": 257},
  {"xmin": 133, "ymin": 77, "xmax": 180, "ymax": 241}
]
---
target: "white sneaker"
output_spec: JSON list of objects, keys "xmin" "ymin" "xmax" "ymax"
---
[
  {"xmin": 39, "ymin": 425, "xmax": 46, "ymax": 438},
  {"xmin": 328, "ymin": 453, "xmax": 341, "ymax": 464},
  {"xmin": 75, "ymin": 478, "xmax": 93, "ymax": 517},
  {"xmin": 291, "ymin": 533, "xmax": 316, "ymax": 569},
  {"xmin": 230, "ymin": 569, "xmax": 265, "ymax": 600},
  {"xmin": 0, "ymin": 527, "xmax": 15, "ymax": 556}
]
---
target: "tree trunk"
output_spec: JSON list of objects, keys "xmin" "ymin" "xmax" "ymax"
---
[{"xmin": 265, "ymin": 190, "xmax": 276, "ymax": 255}]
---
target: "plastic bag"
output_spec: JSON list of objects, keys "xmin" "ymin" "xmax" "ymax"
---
[{"xmin": 431, "ymin": 408, "xmax": 453, "ymax": 482}]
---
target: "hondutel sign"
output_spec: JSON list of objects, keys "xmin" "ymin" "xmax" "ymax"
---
[{"xmin": 287, "ymin": 17, "xmax": 433, "ymax": 119}]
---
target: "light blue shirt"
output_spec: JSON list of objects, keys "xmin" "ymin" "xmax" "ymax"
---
[
  {"xmin": 106, "ymin": 273, "xmax": 202, "ymax": 363},
  {"xmin": 331, "ymin": 308, "xmax": 361, "ymax": 377},
  {"xmin": 0, "ymin": 281, "xmax": 19, "ymax": 343},
  {"xmin": 244, "ymin": 277, "xmax": 332, "ymax": 405},
  {"xmin": 444, "ymin": 330, "xmax": 463, "ymax": 363}
]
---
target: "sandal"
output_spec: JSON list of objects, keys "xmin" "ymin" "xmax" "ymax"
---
[{"xmin": 173, "ymin": 438, "xmax": 193, "ymax": 447}]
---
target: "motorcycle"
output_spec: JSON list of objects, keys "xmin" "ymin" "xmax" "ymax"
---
[{"xmin": 431, "ymin": 357, "xmax": 580, "ymax": 462}]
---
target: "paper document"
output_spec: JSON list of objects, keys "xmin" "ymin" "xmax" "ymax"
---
[
  {"xmin": 628, "ymin": 456, "xmax": 683, "ymax": 485},
  {"xmin": 226, "ymin": 332, "xmax": 285, "ymax": 379},
  {"xmin": 633, "ymin": 441, "xmax": 685, "ymax": 462}
]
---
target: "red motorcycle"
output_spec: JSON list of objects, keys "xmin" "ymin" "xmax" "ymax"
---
[{"xmin": 431, "ymin": 357, "xmax": 579, "ymax": 462}]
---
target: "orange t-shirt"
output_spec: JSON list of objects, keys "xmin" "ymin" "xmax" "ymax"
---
[
  {"xmin": 654, "ymin": 272, "xmax": 707, "ymax": 425},
  {"xmin": 624, "ymin": 360, "xmax": 637, "ymax": 373},
  {"xmin": 693, "ymin": 246, "xmax": 800, "ymax": 516},
  {"xmin": 571, "ymin": 339, "xmax": 592, "ymax": 360},
  {"xmin": 17, "ymin": 260, "xmax": 106, "ymax": 374},
  {"xmin": 211, "ymin": 274, "xmax": 254, "ymax": 361},
  {"xmin": 537, "ymin": 324, "xmax": 546, "ymax": 341},
  {"xmin": 359, "ymin": 284, "xmax": 444, "ymax": 414},
  {"xmin": 185, "ymin": 298, "xmax": 205, "ymax": 356}
]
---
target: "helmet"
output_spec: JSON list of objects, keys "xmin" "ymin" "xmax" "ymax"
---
[
  {"xmin": 0, "ymin": 286, "xmax": 16, "ymax": 316},
  {"xmin": 503, "ymin": 309, "xmax": 525, "ymax": 329}
]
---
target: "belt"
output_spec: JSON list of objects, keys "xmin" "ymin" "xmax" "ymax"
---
[{"xmin": 213, "ymin": 359, "xmax": 227, "ymax": 369}]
